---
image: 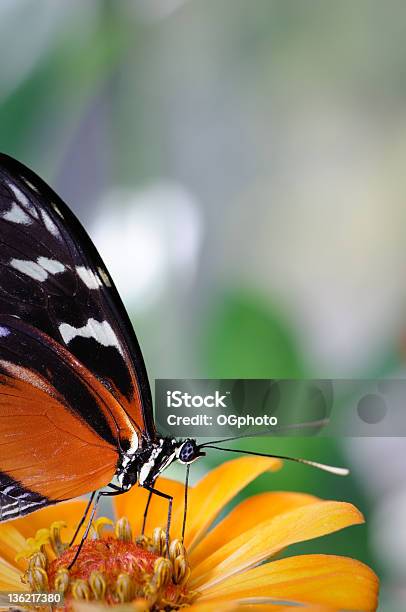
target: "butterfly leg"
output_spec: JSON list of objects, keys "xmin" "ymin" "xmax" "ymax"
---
[
  {"xmin": 181, "ymin": 464, "xmax": 190, "ymax": 543},
  {"xmin": 69, "ymin": 491, "xmax": 96, "ymax": 546},
  {"xmin": 143, "ymin": 486, "xmax": 173, "ymax": 556},
  {"xmin": 141, "ymin": 490, "xmax": 153, "ymax": 535},
  {"xmin": 68, "ymin": 489, "xmax": 122, "ymax": 569}
]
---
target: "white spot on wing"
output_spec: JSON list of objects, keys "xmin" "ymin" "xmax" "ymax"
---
[
  {"xmin": 97, "ymin": 267, "xmax": 111, "ymax": 287},
  {"xmin": 10, "ymin": 257, "xmax": 65, "ymax": 281},
  {"xmin": 52, "ymin": 202, "xmax": 64, "ymax": 218},
  {"xmin": 0, "ymin": 326, "xmax": 10, "ymax": 338},
  {"xmin": 59, "ymin": 318, "xmax": 124, "ymax": 356},
  {"xmin": 8, "ymin": 183, "xmax": 29, "ymax": 207},
  {"xmin": 23, "ymin": 178, "xmax": 39, "ymax": 193},
  {"xmin": 7, "ymin": 182, "xmax": 39, "ymax": 218},
  {"xmin": 10, "ymin": 258, "xmax": 48, "ymax": 281},
  {"xmin": 37, "ymin": 257, "xmax": 65, "ymax": 274},
  {"xmin": 41, "ymin": 209, "xmax": 60, "ymax": 237},
  {"xmin": 1, "ymin": 202, "xmax": 32, "ymax": 225},
  {"xmin": 76, "ymin": 266, "xmax": 102, "ymax": 289}
]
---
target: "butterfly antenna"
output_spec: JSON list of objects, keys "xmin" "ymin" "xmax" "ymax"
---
[
  {"xmin": 198, "ymin": 418, "xmax": 330, "ymax": 448},
  {"xmin": 202, "ymin": 445, "xmax": 349, "ymax": 476}
]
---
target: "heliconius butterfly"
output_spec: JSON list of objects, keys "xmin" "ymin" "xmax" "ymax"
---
[{"xmin": 0, "ymin": 153, "xmax": 348, "ymax": 565}]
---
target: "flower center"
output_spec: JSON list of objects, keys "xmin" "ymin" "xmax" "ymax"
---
[{"xmin": 18, "ymin": 518, "xmax": 194, "ymax": 610}]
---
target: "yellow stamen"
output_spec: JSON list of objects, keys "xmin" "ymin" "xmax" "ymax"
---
[
  {"xmin": 49, "ymin": 521, "xmax": 68, "ymax": 556},
  {"xmin": 35, "ymin": 528, "xmax": 50, "ymax": 541},
  {"xmin": 72, "ymin": 578, "xmax": 91, "ymax": 601},
  {"xmin": 153, "ymin": 557, "xmax": 172, "ymax": 589},
  {"xmin": 91, "ymin": 516, "xmax": 113, "ymax": 539},
  {"xmin": 89, "ymin": 570, "xmax": 107, "ymax": 600},
  {"xmin": 27, "ymin": 552, "xmax": 47, "ymax": 571},
  {"xmin": 54, "ymin": 568, "xmax": 70, "ymax": 595},
  {"xmin": 169, "ymin": 539, "xmax": 186, "ymax": 562},
  {"xmin": 16, "ymin": 531, "xmax": 50, "ymax": 562},
  {"xmin": 115, "ymin": 572, "xmax": 136, "ymax": 603},
  {"xmin": 151, "ymin": 527, "xmax": 167, "ymax": 556},
  {"xmin": 115, "ymin": 516, "xmax": 132, "ymax": 542},
  {"xmin": 26, "ymin": 566, "xmax": 48, "ymax": 592},
  {"xmin": 172, "ymin": 555, "xmax": 190, "ymax": 586},
  {"xmin": 135, "ymin": 534, "xmax": 150, "ymax": 549}
]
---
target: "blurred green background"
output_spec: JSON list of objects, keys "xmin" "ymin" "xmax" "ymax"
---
[{"xmin": 2, "ymin": 1, "xmax": 406, "ymax": 609}]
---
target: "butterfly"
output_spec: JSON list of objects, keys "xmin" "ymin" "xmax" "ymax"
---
[{"xmin": 0, "ymin": 153, "xmax": 348, "ymax": 564}]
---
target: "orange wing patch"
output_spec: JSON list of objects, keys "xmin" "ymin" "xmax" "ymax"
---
[{"xmin": 0, "ymin": 371, "xmax": 117, "ymax": 500}]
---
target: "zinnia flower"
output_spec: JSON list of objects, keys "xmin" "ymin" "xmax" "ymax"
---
[{"xmin": 0, "ymin": 456, "xmax": 379, "ymax": 611}]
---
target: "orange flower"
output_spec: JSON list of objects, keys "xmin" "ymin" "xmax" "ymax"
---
[{"xmin": 0, "ymin": 456, "xmax": 379, "ymax": 611}]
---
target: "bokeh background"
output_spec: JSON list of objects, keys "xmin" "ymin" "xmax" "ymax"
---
[{"xmin": 1, "ymin": 1, "xmax": 406, "ymax": 609}]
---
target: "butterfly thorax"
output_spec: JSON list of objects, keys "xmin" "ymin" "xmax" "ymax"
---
[{"xmin": 116, "ymin": 437, "xmax": 204, "ymax": 491}]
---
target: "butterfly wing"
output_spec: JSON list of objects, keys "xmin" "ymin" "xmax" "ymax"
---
[
  {"xmin": 0, "ymin": 315, "xmax": 137, "ymax": 520},
  {"xmin": 0, "ymin": 153, "xmax": 155, "ymax": 444}
]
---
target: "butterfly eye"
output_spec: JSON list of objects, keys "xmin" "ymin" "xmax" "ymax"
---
[{"xmin": 178, "ymin": 440, "xmax": 200, "ymax": 464}]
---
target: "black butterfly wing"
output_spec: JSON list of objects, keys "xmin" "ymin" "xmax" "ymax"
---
[{"xmin": 0, "ymin": 153, "xmax": 155, "ymax": 443}]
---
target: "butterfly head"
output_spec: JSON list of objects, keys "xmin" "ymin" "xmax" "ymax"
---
[{"xmin": 176, "ymin": 439, "xmax": 206, "ymax": 464}]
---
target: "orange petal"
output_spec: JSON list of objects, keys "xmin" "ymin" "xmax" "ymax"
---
[
  {"xmin": 185, "ymin": 603, "xmax": 237, "ymax": 612},
  {"xmin": 189, "ymin": 599, "xmax": 336, "ymax": 611},
  {"xmin": 191, "ymin": 501, "xmax": 364, "ymax": 589},
  {"xmin": 0, "ymin": 524, "xmax": 28, "ymax": 570},
  {"xmin": 209, "ymin": 601, "xmax": 336, "ymax": 612},
  {"xmin": 0, "ymin": 557, "xmax": 28, "ymax": 590},
  {"xmin": 190, "ymin": 491, "xmax": 319, "ymax": 567},
  {"xmin": 173, "ymin": 456, "xmax": 282, "ymax": 548},
  {"xmin": 72, "ymin": 601, "xmax": 149, "ymax": 612},
  {"xmin": 12, "ymin": 500, "xmax": 88, "ymax": 540},
  {"xmin": 198, "ymin": 554, "xmax": 379, "ymax": 612},
  {"xmin": 113, "ymin": 477, "xmax": 186, "ymax": 536},
  {"xmin": 220, "ymin": 604, "xmax": 336, "ymax": 611},
  {"xmin": 0, "ymin": 501, "xmax": 88, "ymax": 572}
]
